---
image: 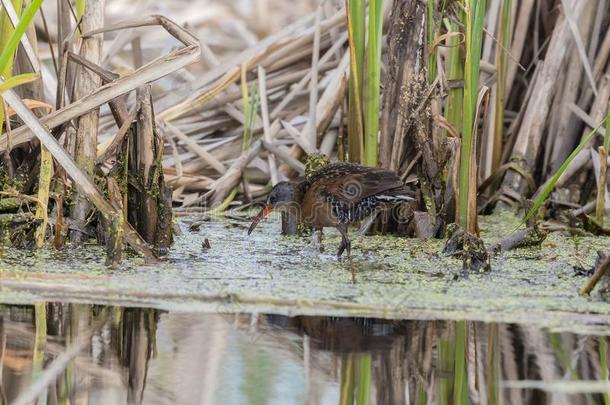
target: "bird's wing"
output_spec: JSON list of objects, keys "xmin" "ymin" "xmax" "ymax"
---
[{"xmin": 320, "ymin": 169, "xmax": 406, "ymax": 203}]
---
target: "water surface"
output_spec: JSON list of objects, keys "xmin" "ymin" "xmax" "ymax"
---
[{"xmin": 2, "ymin": 303, "xmax": 610, "ymax": 404}]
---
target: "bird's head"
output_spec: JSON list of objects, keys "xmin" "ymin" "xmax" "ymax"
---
[{"xmin": 247, "ymin": 181, "xmax": 299, "ymax": 235}]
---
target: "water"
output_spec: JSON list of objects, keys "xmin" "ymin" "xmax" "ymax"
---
[
  {"xmin": 2, "ymin": 216, "xmax": 610, "ymax": 403},
  {"xmin": 2, "ymin": 303, "xmax": 610, "ymax": 405}
]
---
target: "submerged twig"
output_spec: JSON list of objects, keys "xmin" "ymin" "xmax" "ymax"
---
[{"xmin": 580, "ymin": 253, "xmax": 610, "ymax": 296}]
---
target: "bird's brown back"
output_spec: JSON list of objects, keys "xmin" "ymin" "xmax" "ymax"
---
[{"xmin": 306, "ymin": 162, "xmax": 406, "ymax": 203}]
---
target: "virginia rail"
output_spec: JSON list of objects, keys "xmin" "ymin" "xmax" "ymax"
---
[{"xmin": 247, "ymin": 162, "xmax": 413, "ymax": 258}]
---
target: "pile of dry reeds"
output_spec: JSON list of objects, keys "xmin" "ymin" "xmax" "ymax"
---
[
  {"xmin": 479, "ymin": 0, "xmax": 610, "ymax": 221},
  {"xmin": 156, "ymin": 6, "xmax": 349, "ymax": 213},
  {"xmin": 0, "ymin": 0, "xmax": 326, "ymax": 264},
  {"xmin": 0, "ymin": 1, "xmax": 211, "ymax": 264}
]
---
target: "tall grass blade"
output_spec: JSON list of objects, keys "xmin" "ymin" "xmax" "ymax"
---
[
  {"xmin": 458, "ymin": 0, "xmax": 486, "ymax": 232},
  {"xmin": 444, "ymin": 18, "xmax": 463, "ymax": 143},
  {"xmin": 427, "ymin": 0, "xmax": 438, "ymax": 84},
  {"xmin": 0, "ymin": 72, "xmax": 38, "ymax": 92},
  {"xmin": 346, "ymin": 0, "xmax": 365, "ymax": 163},
  {"xmin": 523, "ymin": 115, "xmax": 609, "ymax": 224},
  {"xmin": 76, "ymin": 0, "xmax": 86, "ymax": 19},
  {"xmin": 596, "ymin": 145, "xmax": 608, "ymax": 224},
  {"xmin": 241, "ymin": 64, "xmax": 260, "ymax": 152},
  {"xmin": 604, "ymin": 102, "xmax": 610, "ymax": 151},
  {"xmin": 0, "ymin": 0, "xmax": 22, "ymax": 140},
  {"xmin": 0, "ymin": 0, "xmax": 42, "ymax": 141},
  {"xmin": 467, "ymin": 85, "xmax": 490, "ymax": 230},
  {"xmin": 0, "ymin": 0, "xmax": 41, "ymax": 73},
  {"xmin": 363, "ymin": 0, "xmax": 383, "ymax": 166}
]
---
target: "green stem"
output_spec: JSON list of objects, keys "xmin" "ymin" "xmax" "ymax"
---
[
  {"xmin": 346, "ymin": 0, "xmax": 365, "ymax": 163},
  {"xmin": 458, "ymin": 0, "xmax": 486, "ymax": 231},
  {"xmin": 363, "ymin": 0, "xmax": 383, "ymax": 167}
]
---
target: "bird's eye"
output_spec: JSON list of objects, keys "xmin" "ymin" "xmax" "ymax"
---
[{"xmin": 269, "ymin": 196, "xmax": 277, "ymax": 204}]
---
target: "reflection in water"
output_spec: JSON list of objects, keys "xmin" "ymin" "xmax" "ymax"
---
[{"xmin": 0, "ymin": 304, "xmax": 609, "ymax": 404}]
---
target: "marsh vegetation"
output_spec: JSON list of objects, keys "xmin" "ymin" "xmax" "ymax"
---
[{"xmin": 0, "ymin": 0, "xmax": 608, "ymax": 403}]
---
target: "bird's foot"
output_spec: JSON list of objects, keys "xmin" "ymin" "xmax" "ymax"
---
[
  {"xmin": 336, "ymin": 243, "xmax": 345, "ymax": 259},
  {"xmin": 336, "ymin": 240, "xmax": 351, "ymax": 261}
]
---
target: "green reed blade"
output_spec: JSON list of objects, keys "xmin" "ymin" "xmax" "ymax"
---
[
  {"xmin": 0, "ymin": 72, "xmax": 38, "ymax": 93},
  {"xmin": 458, "ymin": 0, "xmax": 486, "ymax": 232},
  {"xmin": 0, "ymin": 0, "xmax": 40, "ymax": 74},
  {"xmin": 346, "ymin": 0, "xmax": 365, "ymax": 163},
  {"xmin": 363, "ymin": 0, "xmax": 383, "ymax": 166}
]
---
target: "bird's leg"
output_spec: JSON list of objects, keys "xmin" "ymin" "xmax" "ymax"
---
[{"xmin": 336, "ymin": 224, "xmax": 351, "ymax": 259}]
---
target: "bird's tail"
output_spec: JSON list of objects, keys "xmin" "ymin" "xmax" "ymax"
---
[
  {"xmin": 374, "ymin": 194, "xmax": 414, "ymax": 202},
  {"xmin": 374, "ymin": 187, "xmax": 414, "ymax": 203}
]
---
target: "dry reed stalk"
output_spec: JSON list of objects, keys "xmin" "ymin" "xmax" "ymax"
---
[
  {"xmin": 543, "ymin": 78, "xmax": 610, "ymax": 196},
  {"xmin": 547, "ymin": 2, "xmax": 597, "ymax": 174},
  {"xmin": 198, "ymin": 119, "xmax": 283, "ymax": 208},
  {"xmin": 276, "ymin": 51, "xmax": 349, "ymax": 179},
  {"xmin": 504, "ymin": 0, "xmax": 534, "ymax": 97},
  {"xmin": 258, "ymin": 65, "xmax": 279, "ymax": 184},
  {"xmin": 308, "ymin": 5, "xmax": 322, "ymax": 149},
  {"xmin": 161, "ymin": 121, "xmax": 227, "ymax": 175},
  {"xmin": 70, "ymin": 0, "xmax": 105, "ymax": 243},
  {"xmin": 502, "ymin": 0, "xmax": 585, "ymax": 194},
  {"xmin": 158, "ymin": 10, "xmax": 345, "ymax": 122},
  {"xmin": 261, "ymin": 139, "xmax": 305, "ymax": 174},
  {"xmin": 0, "ymin": 15, "xmax": 201, "ymax": 151}
]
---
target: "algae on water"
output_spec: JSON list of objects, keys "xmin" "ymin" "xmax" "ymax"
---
[{"xmin": 0, "ymin": 212, "xmax": 609, "ymax": 333}]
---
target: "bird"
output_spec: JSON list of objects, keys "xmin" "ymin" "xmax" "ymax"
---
[{"xmin": 247, "ymin": 162, "xmax": 414, "ymax": 258}]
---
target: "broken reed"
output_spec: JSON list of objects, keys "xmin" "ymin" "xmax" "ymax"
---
[{"xmin": 345, "ymin": 0, "xmax": 382, "ymax": 166}]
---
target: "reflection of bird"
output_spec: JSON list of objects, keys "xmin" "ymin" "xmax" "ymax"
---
[{"xmin": 248, "ymin": 162, "xmax": 414, "ymax": 258}]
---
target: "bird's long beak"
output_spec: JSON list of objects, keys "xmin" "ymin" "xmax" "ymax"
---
[{"xmin": 247, "ymin": 205, "xmax": 273, "ymax": 235}]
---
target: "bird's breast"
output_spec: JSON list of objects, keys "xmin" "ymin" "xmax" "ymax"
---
[{"xmin": 300, "ymin": 187, "xmax": 337, "ymax": 227}]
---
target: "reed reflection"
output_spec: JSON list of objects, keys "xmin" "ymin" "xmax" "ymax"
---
[{"xmin": 0, "ymin": 305, "xmax": 609, "ymax": 404}]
